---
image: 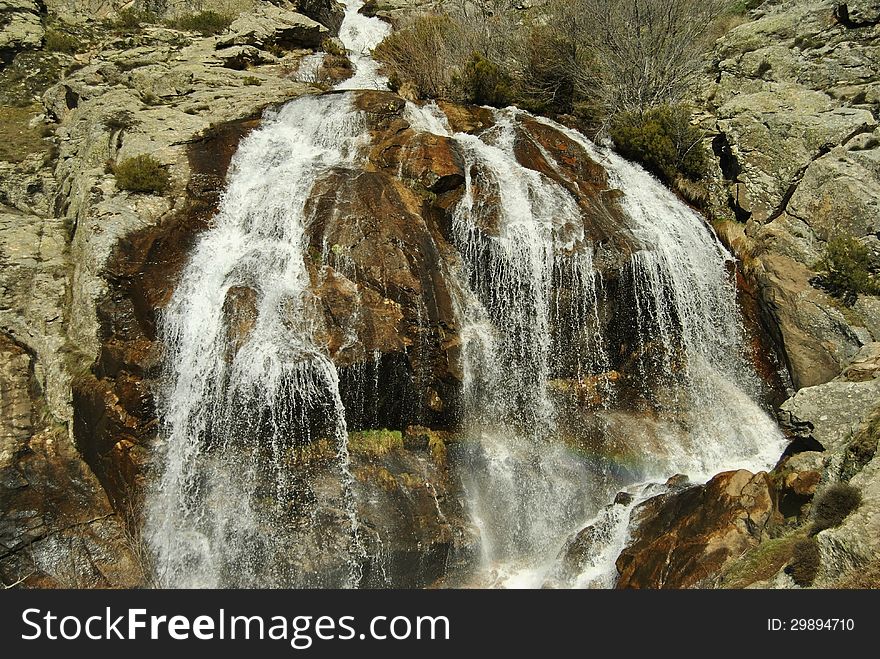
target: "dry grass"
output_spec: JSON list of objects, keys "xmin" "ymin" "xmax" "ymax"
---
[{"xmin": 0, "ymin": 105, "xmax": 51, "ymax": 164}]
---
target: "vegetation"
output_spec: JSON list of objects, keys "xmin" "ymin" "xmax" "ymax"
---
[
  {"xmin": 456, "ymin": 53, "xmax": 513, "ymax": 107},
  {"xmin": 0, "ymin": 105, "xmax": 52, "ymax": 164},
  {"xmin": 718, "ymin": 536, "xmax": 800, "ymax": 589},
  {"xmin": 113, "ymin": 154, "xmax": 171, "ymax": 194},
  {"xmin": 373, "ymin": 0, "xmax": 732, "ymax": 181},
  {"xmin": 840, "ymin": 411, "xmax": 880, "ymax": 482},
  {"xmin": 169, "ymin": 10, "xmax": 233, "ymax": 36},
  {"xmin": 114, "ymin": 8, "xmax": 158, "ymax": 32},
  {"xmin": 43, "ymin": 29, "xmax": 79, "ymax": 54},
  {"xmin": 609, "ymin": 105, "xmax": 708, "ymax": 185},
  {"xmin": 348, "ymin": 429, "xmax": 404, "ymax": 457},
  {"xmin": 786, "ymin": 538, "xmax": 821, "ymax": 587},
  {"xmin": 811, "ymin": 483, "xmax": 862, "ymax": 535},
  {"xmin": 814, "ymin": 236, "xmax": 880, "ymax": 306}
]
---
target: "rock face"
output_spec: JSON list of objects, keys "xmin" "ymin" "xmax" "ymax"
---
[
  {"xmin": 0, "ymin": 334, "xmax": 141, "ymax": 588},
  {"xmin": 217, "ymin": 5, "xmax": 328, "ymax": 51},
  {"xmin": 616, "ymin": 470, "xmax": 777, "ymax": 589},
  {"xmin": 703, "ymin": 0, "xmax": 880, "ymax": 390},
  {"xmin": 0, "ymin": 1, "xmax": 44, "ymax": 65}
]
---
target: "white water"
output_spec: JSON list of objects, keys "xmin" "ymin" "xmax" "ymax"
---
[
  {"xmin": 400, "ymin": 101, "xmax": 785, "ymax": 587},
  {"xmin": 334, "ymin": 0, "xmax": 392, "ymax": 90},
  {"xmin": 147, "ymin": 5, "xmax": 786, "ymax": 588},
  {"xmin": 146, "ymin": 0, "xmax": 398, "ymax": 588}
]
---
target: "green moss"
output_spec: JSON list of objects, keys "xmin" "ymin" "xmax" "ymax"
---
[
  {"xmin": 243, "ymin": 76, "xmax": 261, "ymax": 86},
  {"xmin": 170, "ymin": 11, "xmax": 233, "ymax": 36},
  {"xmin": 113, "ymin": 154, "xmax": 170, "ymax": 194},
  {"xmin": 610, "ymin": 104, "xmax": 708, "ymax": 185},
  {"xmin": 348, "ymin": 429, "xmax": 404, "ymax": 456},
  {"xmin": 719, "ymin": 536, "xmax": 801, "ymax": 588},
  {"xmin": 428, "ymin": 433, "xmax": 447, "ymax": 467},
  {"xmin": 813, "ymin": 236, "xmax": 880, "ymax": 306}
]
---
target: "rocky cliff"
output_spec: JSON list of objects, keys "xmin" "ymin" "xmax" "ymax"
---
[
  {"xmin": 614, "ymin": 0, "xmax": 880, "ymax": 589},
  {"xmin": 2, "ymin": 0, "xmax": 879, "ymax": 589}
]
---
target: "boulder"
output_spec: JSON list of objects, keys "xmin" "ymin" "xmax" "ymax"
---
[
  {"xmin": 216, "ymin": 5, "xmax": 328, "ymax": 51},
  {"xmin": 0, "ymin": 0, "xmax": 44, "ymax": 63},
  {"xmin": 778, "ymin": 378, "xmax": 880, "ymax": 454},
  {"xmin": 616, "ymin": 470, "xmax": 776, "ymax": 588},
  {"xmin": 750, "ymin": 252, "xmax": 863, "ymax": 388}
]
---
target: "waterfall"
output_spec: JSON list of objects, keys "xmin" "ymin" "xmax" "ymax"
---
[
  {"xmin": 146, "ymin": 2, "xmax": 393, "ymax": 587},
  {"xmin": 401, "ymin": 102, "xmax": 785, "ymax": 586},
  {"xmin": 146, "ymin": 4, "xmax": 786, "ymax": 588}
]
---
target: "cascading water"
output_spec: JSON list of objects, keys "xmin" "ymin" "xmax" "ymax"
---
[
  {"xmin": 334, "ymin": 0, "xmax": 391, "ymax": 90},
  {"xmin": 146, "ymin": 3, "xmax": 786, "ymax": 589}
]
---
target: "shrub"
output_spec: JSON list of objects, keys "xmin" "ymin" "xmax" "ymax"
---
[
  {"xmin": 786, "ymin": 538, "xmax": 820, "ymax": 587},
  {"xmin": 814, "ymin": 236, "xmax": 880, "ymax": 306},
  {"xmin": 44, "ymin": 29, "xmax": 79, "ymax": 54},
  {"xmin": 115, "ymin": 8, "xmax": 157, "ymax": 32},
  {"xmin": 171, "ymin": 11, "xmax": 233, "ymax": 36},
  {"xmin": 456, "ymin": 52, "xmax": 513, "ymax": 108},
  {"xmin": 609, "ymin": 105, "xmax": 707, "ymax": 184},
  {"xmin": 374, "ymin": 14, "xmax": 465, "ymax": 99},
  {"xmin": 811, "ymin": 483, "xmax": 862, "ymax": 534},
  {"xmin": 113, "ymin": 154, "xmax": 170, "ymax": 194}
]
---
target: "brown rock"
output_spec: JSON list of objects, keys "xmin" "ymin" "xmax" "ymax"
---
[
  {"xmin": 616, "ymin": 470, "xmax": 777, "ymax": 589},
  {"xmin": 370, "ymin": 129, "xmax": 465, "ymax": 193}
]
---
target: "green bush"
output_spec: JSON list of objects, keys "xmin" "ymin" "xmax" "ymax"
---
[
  {"xmin": 44, "ymin": 29, "xmax": 79, "ymax": 54},
  {"xmin": 171, "ymin": 11, "xmax": 233, "ymax": 36},
  {"xmin": 786, "ymin": 538, "xmax": 820, "ymax": 587},
  {"xmin": 456, "ymin": 53, "xmax": 513, "ymax": 108},
  {"xmin": 113, "ymin": 154, "xmax": 170, "ymax": 194},
  {"xmin": 609, "ymin": 105, "xmax": 708, "ymax": 184},
  {"xmin": 814, "ymin": 236, "xmax": 880, "ymax": 306},
  {"xmin": 115, "ymin": 8, "xmax": 157, "ymax": 32},
  {"xmin": 811, "ymin": 482, "xmax": 862, "ymax": 534}
]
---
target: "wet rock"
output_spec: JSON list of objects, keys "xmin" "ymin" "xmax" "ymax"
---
[
  {"xmin": 347, "ymin": 430, "xmax": 478, "ymax": 587},
  {"xmin": 616, "ymin": 470, "xmax": 777, "ymax": 588},
  {"xmin": 0, "ymin": 335, "xmax": 140, "ymax": 588},
  {"xmin": 614, "ymin": 491, "xmax": 634, "ymax": 506},
  {"xmin": 369, "ymin": 129, "xmax": 465, "ymax": 193},
  {"xmin": 354, "ymin": 89, "xmax": 405, "ymax": 118},
  {"xmin": 222, "ymin": 285, "xmax": 258, "ymax": 361}
]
